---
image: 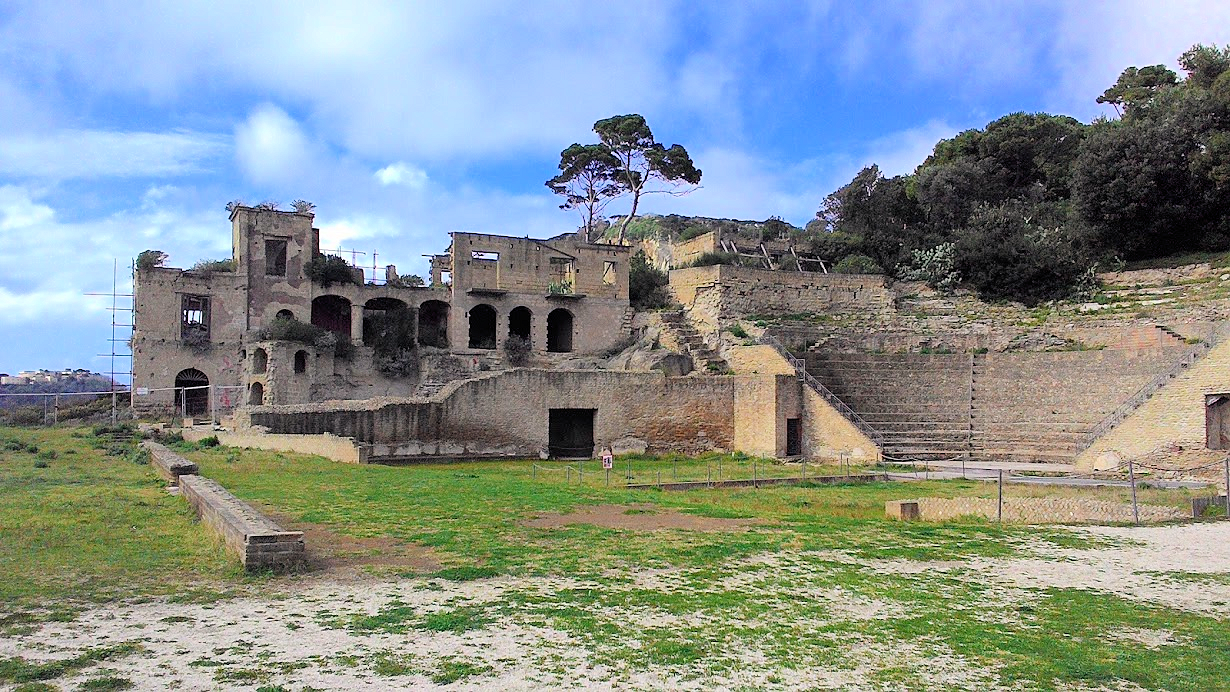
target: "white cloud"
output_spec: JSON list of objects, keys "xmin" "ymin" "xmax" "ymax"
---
[
  {"xmin": 864, "ymin": 120, "xmax": 958, "ymax": 177},
  {"xmin": 374, "ymin": 162, "xmax": 428, "ymax": 188},
  {"xmin": 0, "ymin": 185, "xmax": 54, "ymax": 230},
  {"xmin": 233, "ymin": 104, "xmax": 314, "ymax": 187},
  {"xmin": 0, "ymin": 129, "xmax": 225, "ymax": 179},
  {"xmin": 1047, "ymin": 0, "xmax": 1230, "ymax": 118}
]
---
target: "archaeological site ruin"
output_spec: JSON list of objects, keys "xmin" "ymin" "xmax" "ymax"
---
[{"xmin": 131, "ymin": 205, "xmax": 1230, "ymax": 472}]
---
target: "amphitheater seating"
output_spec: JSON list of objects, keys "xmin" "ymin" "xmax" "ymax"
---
[{"xmin": 805, "ymin": 343, "xmax": 1189, "ymax": 463}]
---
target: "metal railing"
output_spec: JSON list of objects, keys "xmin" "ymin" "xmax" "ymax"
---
[
  {"xmin": 759, "ymin": 333, "xmax": 883, "ymax": 445},
  {"xmin": 1081, "ymin": 335, "xmax": 1218, "ymax": 449}
]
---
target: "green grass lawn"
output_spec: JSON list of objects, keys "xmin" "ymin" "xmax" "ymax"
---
[{"xmin": 3, "ymin": 425, "xmax": 1229, "ymax": 689}]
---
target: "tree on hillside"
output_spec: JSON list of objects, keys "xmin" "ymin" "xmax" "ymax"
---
[
  {"xmin": 592, "ymin": 114, "xmax": 702, "ymax": 244},
  {"xmin": 1096, "ymin": 65, "xmax": 1178, "ymax": 116},
  {"xmin": 1180, "ymin": 43, "xmax": 1230, "ymax": 90},
  {"xmin": 546, "ymin": 143, "xmax": 625, "ymax": 242}
]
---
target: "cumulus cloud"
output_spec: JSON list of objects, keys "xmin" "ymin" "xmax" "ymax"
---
[
  {"xmin": 233, "ymin": 104, "xmax": 315, "ymax": 187},
  {"xmin": 0, "ymin": 129, "xmax": 225, "ymax": 179},
  {"xmin": 374, "ymin": 162, "xmax": 428, "ymax": 188}
]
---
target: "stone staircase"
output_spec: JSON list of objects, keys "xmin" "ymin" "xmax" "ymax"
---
[
  {"xmin": 659, "ymin": 310, "xmax": 728, "ymax": 372},
  {"xmin": 803, "ymin": 343, "xmax": 1193, "ymax": 463}
]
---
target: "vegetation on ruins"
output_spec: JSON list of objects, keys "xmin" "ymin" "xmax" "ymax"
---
[
  {"xmin": 502, "ymin": 334, "xmax": 532, "ymax": 366},
  {"xmin": 135, "ymin": 250, "xmax": 167, "ymax": 271},
  {"xmin": 366, "ymin": 307, "xmax": 418, "ymax": 377},
  {"xmin": 305, "ymin": 253, "xmax": 360, "ymax": 287},
  {"xmin": 549, "ymin": 114, "xmax": 702, "ymax": 245},
  {"xmin": 385, "ymin": 273, "xmax": 425, "ymax": 288},
  {"xmin": 256, "ymin": 315, "xmax": 354, "ymax": 360},
  {"xmin": 628, "ymin": 250, "xmax": 671, "ymax": 310},
  {"xmin": 813, "ymin": 43, "xmax": 1230, "ymax": 305},
  {"xmin": 188, "ymin": 258, "xmax": 235, "ymax": 273}
]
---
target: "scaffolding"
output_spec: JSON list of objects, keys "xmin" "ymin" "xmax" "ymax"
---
[{"xmin": 83, "ymin": 258, "xmax": 134, "ymax": 423}]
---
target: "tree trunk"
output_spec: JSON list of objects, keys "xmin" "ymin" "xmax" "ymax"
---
[{"xmin": 616, "ymin": 190, "xmax": 642, "ymax": 246}]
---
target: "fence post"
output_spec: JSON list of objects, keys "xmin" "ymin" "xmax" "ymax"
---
[
  {"xmin": 1223, "ymin": 456, "xmax": 1228, "ymax": 518},
  {"xmin": 997, "ymin": 469, "xmax": 1003, "ymax": 523},
  {"xmin": 606, "ymin": 466, "xmax": 610, "ymax": 488},
  {"xmin": 753, "ymin": 459, "xmax": 758, "ymax": 488},
  {"xmin": 718, "ymin": 456, "xmax": 722, "ymax": 481},
  {"xmin": 802, "ymin": 456, "xmax": 807, "ymax": 482},
  {"xmin": 579, "ymin": 462, "xmax": 583, "ymax": 486},
  {"xmin": 532, "ymin": 464, "xmax": 537, "ymax": 482},
  {"xmin": 567, "ymin": 466, "xmax": 571, "ymax": 485},
  {"xmin": 53, "ymin": 393, "xmax": 59, "ymax": 426},
  {"xmin": 1129, "ymin": 459, "xmax": 1140, "ymax": 526},
  {"xmin": 209, "ymin": 385, "xmax": 216, "ymax": 425}
]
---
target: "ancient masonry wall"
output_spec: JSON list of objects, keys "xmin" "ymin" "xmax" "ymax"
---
[
  {"xmin": 727, "ymin": 344, "xmax": 880, "ymax": 461},
  {"xmin": 668, "ymin": 265, "xmax": 892, "ymax": 329},
  {"xmin": 885, "ymin": 497, "xmax": 1185, "ymax": 524},
  {"xmin": 248, "ymin": 369, "xmax": 746, "ymax": 459},
  {"xmin": 1078, "ymin": 337, "xmax": 1230, "ymax": 470}
]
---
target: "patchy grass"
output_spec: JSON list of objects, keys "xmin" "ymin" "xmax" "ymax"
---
[
  {"xmin": 4, "ymin": 427, "xmax": 1230, "ymax": 688},
  {"xmin": 0, "ymin": 427, "xmax": 236, "ymax": 607}
]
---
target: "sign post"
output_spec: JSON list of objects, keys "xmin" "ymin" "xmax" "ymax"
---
[{"xmin": 602, "ymin": 449, "xmax": 613, "ymax": 488}]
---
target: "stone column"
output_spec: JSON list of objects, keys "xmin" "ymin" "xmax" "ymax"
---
[{"xmin": 350, "ymin": 306, "xmax": 364, "ymax": 344}]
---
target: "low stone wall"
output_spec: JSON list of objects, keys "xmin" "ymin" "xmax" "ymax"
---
[
  {"xmin": 886, "ymin": 497, "xmax": 1186, "ymax": 524},
  {"xmin": 183, "ymin": 427, "xmax": 363, "ymax": 464},
  {"xmin": 178, "ymin": 474, "xmax": 305, "ymax": 571},
  {"xmin": 143, "ymin": 441, "xmax": 198, "ymax": 484}
]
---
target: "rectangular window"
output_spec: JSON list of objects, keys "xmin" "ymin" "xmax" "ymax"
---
[
  {"xmin": 471, "ymin": 250, "xmax": 499, "ymax": 261},
  {"xmin": 181, "ymin": 294, "xmax": 210, "ymax": 340},
  {"xmin": 602, "ymin": 261, "xmax": 617, "ymax": 285},
  {"xmin": 265, "ymin": 238, "xmax": 288, "ymax": 276}
]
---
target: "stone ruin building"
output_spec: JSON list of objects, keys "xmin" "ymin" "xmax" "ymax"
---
[{"xmin": 132, "ymin": 205, "xmax": 1230, "ymax": 475}]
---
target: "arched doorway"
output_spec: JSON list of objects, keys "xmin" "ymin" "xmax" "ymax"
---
[
  {"xmin": 418, "ymin": 300, "xmax": 449, "ymax": 348},
  {"xmin": 311, "ymin": 295, "xmax": 352, "ymax": 338},
  {"xmin": 174, "ymin": 368, "xmax": 210, "ymax": 417},
  {"xmin": 363, "ymin": 297, "xmax": 411, "ymax": 347},
  {"xmin": 249, "ymin": 382, "xmax": 264, "ymax": 406},
  {"xmin": 547, "ymin": 308, "xmax": 574, "ymax": 353},
  {"xmin": 468, "ymin": 304, "xmax": 497, "ymax": 349},
  {"xmin": 508, "ymin": 306, "xmax": 532, "ymax": 341}
]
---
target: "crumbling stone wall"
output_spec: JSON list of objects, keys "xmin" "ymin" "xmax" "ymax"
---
[{"xmin": 669, "ymin": 265, "xmax": 892, "ymax": 329}]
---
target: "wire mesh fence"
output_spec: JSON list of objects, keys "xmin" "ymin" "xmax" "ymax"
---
[
  {"xmin": 530, "ymin": 453, "xmax": 870, "ymax": 490},
  {"xmin": 1, "ymin": 384, "xmax": 246, "ymax": 427}
]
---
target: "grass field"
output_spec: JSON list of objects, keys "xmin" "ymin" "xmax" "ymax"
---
[{"xmin": 2, "ymin": 425, "xmax": 1230, "ymax": 690}]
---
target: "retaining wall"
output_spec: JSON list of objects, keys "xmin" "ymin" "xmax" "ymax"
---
[
  {"xmin": 885, "ymin": 496, "xmax": 1185, "ymax": 524},
  {"xmin": 178, "ymin": 474, "xmax": 305, "ymax": 571}
]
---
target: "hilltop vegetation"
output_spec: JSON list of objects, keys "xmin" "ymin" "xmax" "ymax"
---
[{"xmin": 814, "ymin": 43, "xmax": 1230, "ymax": 305}]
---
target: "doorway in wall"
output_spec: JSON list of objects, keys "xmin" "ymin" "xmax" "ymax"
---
[
  {"xmin": 786, "ymin": 418, "xmax": 802, "ymax": 456},
  {"xmin": 1207, "ymin": 394, "xmax": 1230, "ymax": 449},
  {"xmin": 549, "ymin": 408, "xmax": 595, "ymax": 458}
]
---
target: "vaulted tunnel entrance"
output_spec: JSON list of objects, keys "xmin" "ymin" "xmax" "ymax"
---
[
  {"xmin": 549, "ymin": 408, "xmax": 595, "ymax": 459},
  {"xmin": 468, "ymin": 303, "xmax": 497, "ymax": 349},
  {"xmin": 311, "ymin": 295, "xmax": 352, "ymax": 338},
  {"xmin": 417, "ymin": 300, "xmax": 449, "ymax": 348}
]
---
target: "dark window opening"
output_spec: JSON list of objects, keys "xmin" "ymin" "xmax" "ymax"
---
[
  {"xmin": 547, "ymin": 308, "xmax": 573, "ymax": 353},
  {"xmin": 509, "ymin": 306, "xmax": 532, "ymax": 340},
  {"xmin": 181, "ymin": 294, "xmax": 210, "ymax": 341},
  {"xmin": 174, "ymin": 368, "xmax": 210, "ymax": 417},
  {"xmin": 363, "ymin": 297, "xmax": 411, "ymax": 346},
  {"xmin": 294, "ymin": 350, "xmax": 307, "ymax": 374},
  {"xmin": 275, "ymin": 309, "xmax": 293, "ymax": 321},
  {"xmin": 252, "ymin": 348, "xmax": 268, "ymax": 374},
  {"xmin": 249, "ymin": 382, "xmax": 264, "ymax": 406},
  {"xmin": 1207, "ymin": 395, "xmax": 1230, "ymax": 450},
  {"xmin": 265, "ymin": 238, "xmax": 288, "ymax": 277},
  {"xmin": 786, "ymin": 418, "xmax": 802, "ymax": 456},
  {"xmin": 468, "ymin": 304, "xmax": 497, "ymax": 349},
  {"xmin": 417, "ymin": 300, "xmax": 449, "ymax": 347},
  {"xmin": 311, "ymin": 295, "xmax": 352, "ymax": 338},
  {"xmin": 549, "ymin": 408, "xmax": 595, "ymax": 459}
]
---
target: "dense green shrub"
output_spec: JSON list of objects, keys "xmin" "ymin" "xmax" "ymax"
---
[
  {"xmin": 189, "ymin": 258, "xmax": 235, "ymax": 273},
  {"xmin": 833, "ymin": 254, "xmax": 883, "ymax": 274},
  {"xmin": 135, "ymin": 250, "xmax": 167, "ymax": 271},
  {"xmin": 503, "ymin": 334, "xmax": 532, "ymax": 366},
  {"xmin": 305, "ymin": 254, "xmax": 360, "ymax": 287},
  {"xmin": 686, "ymin": 251, "xmax": 739, "ymax": 268},
  {"xmin": 629, "ymin": 250, "xmax": 671, "ymax": 310}
]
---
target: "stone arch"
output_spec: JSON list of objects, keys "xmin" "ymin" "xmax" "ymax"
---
[
  {"xmin": 417, "ymin": 300, "xmax": 449, "ymax": 348},
  {"xmin": 311, "ymin": 295, "xmax": 352, "ymax": 338},
  {"xmin": 363, "ymin": 297, "xmax": 412, "ymax": 347},
  {"xmin": 252, "ymin": 348, "xmax": 268, "ymax": 374},
  {"xmin": 294, "ymin": 350, "xmax": 308, "ymax": 374},
  {"xmin": 249, "ymin": 381, "xmax": 264, "ymax": 406},
  {"xmin": 275, "ymin": 309, "xmax": 294, "ymax": 321},
  {"xmin": 508, "ymin": 306, "xmax": 532, "ymax": 341},
  {"xmin": 468, "ymin": 304, "xmax": 497, "ymax": 350},
  {"xmin": 547, "ymin": 308, "xmax": 574, "ymax": 353},
  {"xmin": 174, "ymin": 368, "xmax": 210, "ymax": 416}
]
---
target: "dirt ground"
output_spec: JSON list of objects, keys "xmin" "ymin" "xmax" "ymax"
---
[{"xmin": 3, "ymin": 518, "xmax": 1228, "ymax": 690}]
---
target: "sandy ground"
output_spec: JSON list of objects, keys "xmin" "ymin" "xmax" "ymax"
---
[{"xmin": 2, "ymin": 518, "xmax": 1228, "ymax": 690}]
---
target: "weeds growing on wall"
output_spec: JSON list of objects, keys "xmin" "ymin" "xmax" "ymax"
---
[
  {"xmin": 305, "ymin": 254, "xmax": 360, "ymax": 287},
  {"xmin": 503, "ymin": 335, "xmax": 532, "ymax": 366},
  {"xmin": 189, "ymin": 259, "xmax": 235, "ymax": 273}
]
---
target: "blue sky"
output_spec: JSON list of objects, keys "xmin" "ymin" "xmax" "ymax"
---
[{"xmin": 0, "ymin": 0, "xmax": 1226, "ymax": 379}]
